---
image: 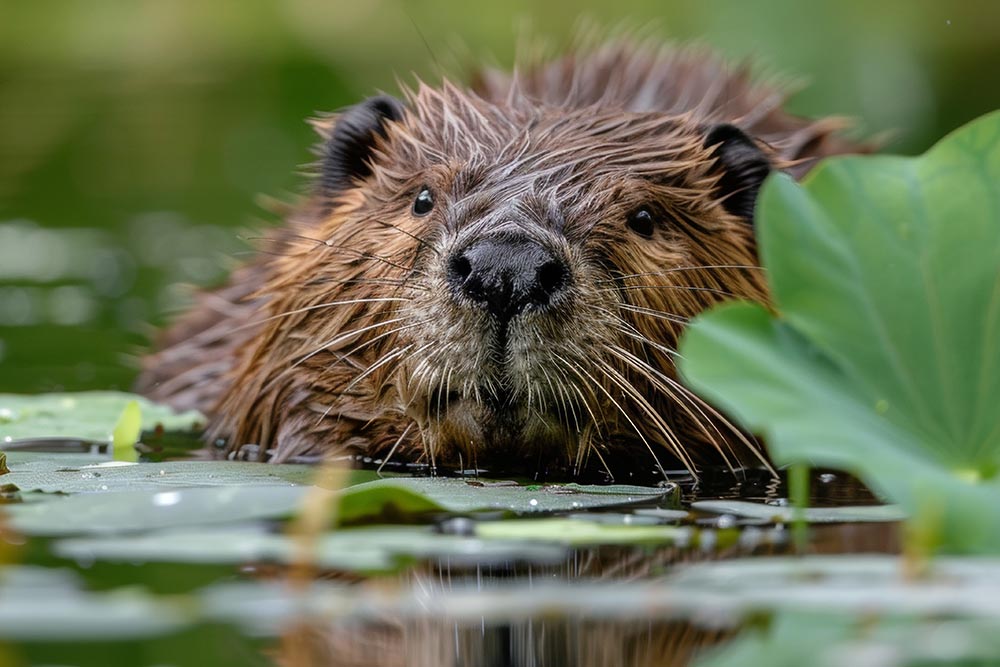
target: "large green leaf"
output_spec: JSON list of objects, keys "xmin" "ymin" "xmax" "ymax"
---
[{"xmin": 680, "ymin": 112, "xmax": 1000, "ymax": 553}]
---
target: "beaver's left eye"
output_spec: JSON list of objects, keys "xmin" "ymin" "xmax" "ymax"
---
[
  {"xmin": 627, "ymin": 207, "xmax": 655, "ymax": 238},
  {"xmin": 412, "ymin": 187, "xmax": 434, "ymax": 216}
]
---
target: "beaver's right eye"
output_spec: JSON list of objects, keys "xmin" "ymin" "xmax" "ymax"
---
[
  {"xmin": 627, "ymin": 207, "xmax": 655, "ymax": 238},
  {"xmin": 413, "ymin": 187, "xmax": 435, "ymax": 216}
]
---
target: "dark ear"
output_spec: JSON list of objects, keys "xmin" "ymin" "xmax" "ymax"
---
[
  {"xmin": 703, "ymin": 124, "xmax": 772, "ymax": 221},
  {"xmin": 320, "ymin": 95, "xmax": 405, "ymax": 195}
]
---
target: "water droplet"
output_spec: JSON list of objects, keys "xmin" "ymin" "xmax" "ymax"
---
[
  {"xmin": 819, "ymin": 473, "xmax": 837, "ymax": 483},
  {"xmin": 152, "ymin": 491, "xmax": 181, "ymax": 507},
  {"xmin": 716, "ymin": 514, "xmax": 736, "ymax": 529},
  {"xmin": 528, "ymin": 499, "xmax": 538, "ymax": 507}
]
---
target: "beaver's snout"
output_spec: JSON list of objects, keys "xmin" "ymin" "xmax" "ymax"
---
[{"xmin": 447, "ymin": 235, "xmax": 570, "ymax": 320}]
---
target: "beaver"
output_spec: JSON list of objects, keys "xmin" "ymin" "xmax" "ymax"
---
[{"xmin": 136, "ymin": 40, "xmax": 867, "ymax": 477}]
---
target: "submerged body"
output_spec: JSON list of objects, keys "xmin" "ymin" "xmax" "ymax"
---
[{"xmin": 137, "ymin": 41, "xmax": 866, "ymax": 475}]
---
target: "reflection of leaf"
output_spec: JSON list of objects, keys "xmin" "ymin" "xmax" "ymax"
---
[
  {"xmin": 680, "ymin": 112, "xmax": 1000, "ymax": 553},
  {"xmin": 0, "ymin": 392, "xmax": 203, "ymax": 443}
]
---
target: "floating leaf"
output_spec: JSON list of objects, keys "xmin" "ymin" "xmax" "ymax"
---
[
  {"xmin": 0, "ymin": 392, "xmax": 203, "ymax": 444},
  {"xmin": 680, "ymin": 112, "xmax": 1000, "ymax": 553},
  {"xmin": 6, "ymin": 485, "xmax": 310, "ymax": 536},
  {"xmin": 1, "ymin": 454, "xmax": 316, "ymax": 494},
  {"xmin": 340, "ymin": 478, "xmax": 675, "ymax": 519},
  {"xmin": 693, "ymin": 500, "xmax": 905, "ymax": 523}
]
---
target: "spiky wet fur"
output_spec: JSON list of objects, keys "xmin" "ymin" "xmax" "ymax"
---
[{"xmin": 137, "ymin": 40, "xmax": 867, "ymax": 473}]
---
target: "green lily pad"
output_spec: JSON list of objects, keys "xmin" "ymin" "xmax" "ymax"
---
[
  {"xmin": 680, "ymin": 111, "xmax": 1000, "ymax": 553},
  {"xmin": 693, "ymin": 500, "xmax": 905, "ymax": 523},
  {"xmin": 341, "ymin": 478, "xmax": 675, "ymax": 518},
  {"xmin": 6, "ymin": 485, "xmax": 310, "ymax": 536},
  {"xmin": 0, "ymin": 391, "xmax": 204, "ymax": 444},
  {"xmin": 55, "ymin": 524, "xmax": 567, "ymax": 573},
  {"xmin": 1, "ymin": 455, "xmax": 317, "ymax": 494},
  {"xmin": 4, "ymin": 465, "xmax": 672, "ymax": 536}
]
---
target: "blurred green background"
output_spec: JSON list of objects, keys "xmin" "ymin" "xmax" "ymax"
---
[{"xmin": 1, "ymin": 0, "xmax": 998, "ymax": 393}]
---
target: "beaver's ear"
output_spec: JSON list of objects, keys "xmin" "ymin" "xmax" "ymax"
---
[
  {"xmin": 703, "ymin": 124, "xmax": 772, "ymax": 221},
  {"xmin": 319, "ymin": 95, "xmax": 405, "ymax": 195}
]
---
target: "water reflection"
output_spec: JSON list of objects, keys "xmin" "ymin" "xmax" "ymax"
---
[{"xmin": 257, "ymin": 470, "xmax": 897, "ymax": 667}]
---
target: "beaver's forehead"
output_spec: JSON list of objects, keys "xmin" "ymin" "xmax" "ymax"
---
[{"xmin": 392, "ymin": 86, "xmax": 711, "ymax": 175}]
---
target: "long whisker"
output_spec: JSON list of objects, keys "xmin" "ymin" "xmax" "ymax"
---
[
  {"xmin": 593, "ymin": 357, "xmax": 694, "ymax": 476},
  {"xmin": 326, "ymin": 319, "xmax": 430, "ymax": 374},
  {"xmin": 549, "ymin": 353, "xmax": 605, "ymax": 477},
  {"xmin": 599, "ymin": 284, "xmax": 739, "ymax": 299},
  {"xmin": 595, "ymin": 264, "xmax": 765, "ymax": 283},
  {"xmin": 373, "ymin": 220, "xmax": 440, "ymax": 257},
  {"xmin": 306, "ymin": 276, "xmax": 430, "ymax": 291},
  {"xmin": 604, "ymin": 344, "xmax": 737, "ymax": 472},
  {"xmin": 559, "ymin": 353, "xmax": 672, "ymax": 481},
  {"xmin": 291, "ymin": 316, "xmax": 412, "ymax": 370},
  {"xmin": 258, "ymin": 233, "xmax": 431, "ymax": 277},
  {"xmin": 377, "ymin": 422, "xmax": 414, "ymax": 477},
  {"xmin": 617, "ymin": 302, "xmax": 690, "ymax": 326}
]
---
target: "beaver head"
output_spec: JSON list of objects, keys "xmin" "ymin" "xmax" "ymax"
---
[{"xmin": 141, "ymin": 43, "xmax": 866, "ymax": 475}]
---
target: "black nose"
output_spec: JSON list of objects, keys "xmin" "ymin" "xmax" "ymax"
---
[{"xmin": 447, "ymin": 236, "xmax": 570, "ymax": 320}]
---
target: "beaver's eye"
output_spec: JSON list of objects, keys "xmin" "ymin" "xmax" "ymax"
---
[
  {"xmin": 412, "ymin": 187, "xmax": 434, "ymax": 216},
  {"xmin": 627, "ymin": 207, "xmax": 655, "ymax": 238}
]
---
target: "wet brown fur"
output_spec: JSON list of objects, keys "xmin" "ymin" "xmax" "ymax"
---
[{"xmin": 136, "ymin": 40, "xmax": 868, "ymax": 473}]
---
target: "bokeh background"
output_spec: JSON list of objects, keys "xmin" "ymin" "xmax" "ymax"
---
[{"xmin": 1, "ymin": 0, "xmax": 998, "ymax": 393}]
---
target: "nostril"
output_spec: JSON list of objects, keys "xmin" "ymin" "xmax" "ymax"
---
[
  {"xmin": 449, "ymin": 254, "xmax": 473, "ymax": 282},
  {"xmin": 536, "ymin": 260, "xmax": 568, "ymax": 296}
]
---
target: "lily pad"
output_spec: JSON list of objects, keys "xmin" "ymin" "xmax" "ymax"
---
[
  {"xmin": 55, "ymin": 524, "xmax": 567, "ymax": 573},
  {"xmin": 6, "ymin": 485, "xmax": 310, "ymax": 536},
  {"xmin": 4, "ymin": 464, "xmax": 673, "ymax": 536},
  {"xmin": 0, "ymin": 391, "xmax": 204, "ymax": 443},
  {"xmin": 693, "ymin": 500, "xmax": 905, "ymax": 523},
  {"xmin": 341, "ymin": 477, "xmax": 675, "ymax": 518},
  {"xmin": 680, "ymin": 111, "xmax": 1000, "ymax": 553},
  {"xmin": 1, "ymin": 454, "xmax": 317, "ymax": 493}
]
